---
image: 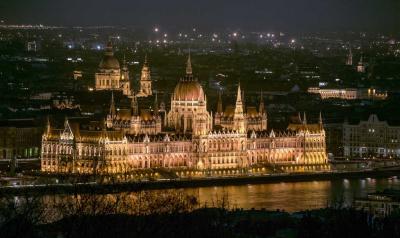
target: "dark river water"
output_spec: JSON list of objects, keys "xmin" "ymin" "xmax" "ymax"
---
[{"xmin": 183, "ymin": 176, "xmax": 400, "ymax": 212}]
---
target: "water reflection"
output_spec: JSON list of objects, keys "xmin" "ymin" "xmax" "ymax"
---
[{"xmin": 185, "ymin": 177, "xmax": 400, "ymax": 212}]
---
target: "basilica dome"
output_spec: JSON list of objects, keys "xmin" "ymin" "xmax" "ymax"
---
[{"xmin": 99, "ymin": 42, "xmax": 120, "ymax": 70}]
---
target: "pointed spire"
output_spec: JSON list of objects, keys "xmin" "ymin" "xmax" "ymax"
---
[
  {"xmin": 297, "ymin": 112, "xmax": 302, "ymax": 124},
  {"xmin": 236, "ymin": 83, "xmax": 242, "ymax": 103},
  {"xmin": 186, "ymin": 50, "xmax": 193, "ymax": 75},
  {"xmin": 109, "ymin": 92, "xmax": 116, "ymax": 117},
  {"xmin": 241, "ymin": 89, "xmax": 245, "ymax": 112},
  {"xmin": 154, "ymin": 92, "xmax": 159, "ymax": 115},
  {"xmin": 131, "ymin": 93, "xmax": 138, "ymax": 116},
  {"xmin": 303, "ymin": 111, "xmax": 307, "ymax": 125},
  {"xmin": 45, "ymin": 115, "xmax": 51, "ymax": 134},
  {"xmin": 217, "ymin": 91, "xmax": 223, "ymax": 114},
  {"xmin": 259, "ymin": 91, "xmax": 265, "ymax": 114},
  {"xmin": 144, "ymin": 53, "xmax": 148, "ymax": 65},
  {"xmin": 319, "ymin": 111, "xmax": 323, "ymax": 130},
  {"xmin": 319, "ymin": 111, "xmax": 323, "ymax": 124},
  {"xmin": 346, "ymin": 46, "xmax": 353, "ymax": 66}
]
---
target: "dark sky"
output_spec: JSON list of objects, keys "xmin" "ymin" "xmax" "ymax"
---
[{"xmin": 1, "ymin": 0, "xmax": 399, "ymax": 32}]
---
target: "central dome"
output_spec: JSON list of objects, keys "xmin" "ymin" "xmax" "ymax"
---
[
  {"xmin": 99, "ymin": 42, "xmax": 120, "ymax": 70},
  {"xmin": 172, "ymin": 54, "xmax": 205, "ymax": 102},
  {"xmin": 173, "ymin": 80, "xmax": 205, "ymax": 101}
]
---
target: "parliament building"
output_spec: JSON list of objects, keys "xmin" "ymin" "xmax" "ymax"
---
[{"xmin": 41, "ymin": 44, "xmax": 329, "ymax": 176}]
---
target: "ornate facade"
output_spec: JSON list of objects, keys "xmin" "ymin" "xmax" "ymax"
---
[
  {"xmin": 106, "ymin": 92, "xmax": 162, "ymax": 135},
  {"xmin": 41, "ymin": 55, "xmax": 329, "ymax": 176},
  {"xmin": 343, "ymin": 114, "xmax": 400, "ymax": 158}
]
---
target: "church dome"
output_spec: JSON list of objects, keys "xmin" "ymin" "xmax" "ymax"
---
[
  {"xmin": 99, "ymin": 42, "xmax": 120, "ymax": 70},
  {"xmin": 173, "ymin": 80, "xmax": 205, "ymax": 101}
]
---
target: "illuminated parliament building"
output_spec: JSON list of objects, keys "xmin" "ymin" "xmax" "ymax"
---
[{"xmin": 41, "ymin": 44, "xmax": 329, "ymax": 176}]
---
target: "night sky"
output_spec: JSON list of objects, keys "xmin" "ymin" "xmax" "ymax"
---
[{"xmin": 1, "ymin": 0, "xmax": 399, "ymax": 32}]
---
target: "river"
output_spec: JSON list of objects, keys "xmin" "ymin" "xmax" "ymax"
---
[{"xmin": 184, "ymin": 176, "xmax": 400, "ymax": 212}]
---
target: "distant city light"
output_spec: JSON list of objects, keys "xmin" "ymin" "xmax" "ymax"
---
[
  {"xmin": 233, "ymin": 32, "xmax": 238, "ymax": 37},
  {"xmin": 154, "ymin": 27, "xmax": 159, "ymax": 32},
  {"xmin": 213, "ymin": 33, "xmax": 218, "ymax": 38},
  {"xmin": 96, "ymin": 45, "xmax": 101, "ymax": 50},
  {"xmin": 163, "ymin": 33, "xmax": 168, "ymax": 37},
  {"xmin": 259, "ymin": 35, "xmax": 263, "ymax": 38},
  {"xmin": 291, "ymin": 39, "xmax": 296, "ymax": 43}
]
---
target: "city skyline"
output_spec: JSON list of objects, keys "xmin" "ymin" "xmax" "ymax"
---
[{"xmin": 0, "ymin": 0, "xmax": 399, "ymax": 32}]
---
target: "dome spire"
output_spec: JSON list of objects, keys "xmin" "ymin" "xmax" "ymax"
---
[
  {"xmin": 144, "ymin": 53, "xmax": 148, "ymax": 66},
  {"xmin": 186, "ymin": 50, "xmax": 193, "ymax": 75}
]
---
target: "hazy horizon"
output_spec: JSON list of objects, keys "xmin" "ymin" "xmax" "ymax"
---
[{"xmin": 0, "ymin": 0, "xmax": 399, "ymax": 33}]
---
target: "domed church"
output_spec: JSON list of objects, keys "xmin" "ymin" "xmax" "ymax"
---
[{"xmin": 95, "ymin": 42, "xmax": 132, "ymax": 96}]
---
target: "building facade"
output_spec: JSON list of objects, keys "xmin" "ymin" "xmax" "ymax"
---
[
  {"xmin": 41, "ymin": 56, "xmax": 329, "ymax": 175},
  {"xmin": 308, "ymin": 87, "xmax": 387, "ymax": 100},
  {"xmin": 343, "ymin": 114, "xmax": 400, "ymax": 158},
  {"xmin": 0, "ymin": 119, "xmax": 42, "ymax": 160}
]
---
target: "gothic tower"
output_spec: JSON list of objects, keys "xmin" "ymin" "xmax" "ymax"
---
[
  {"xmin": 137, "ymin": 55, "xmax": 152, "ymax": 97},
  {"xmin": 233, "ymin": 83, "xmax": 246, "ymax": 134}
]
